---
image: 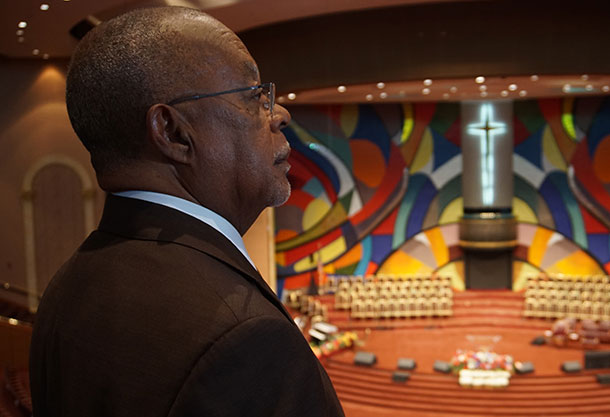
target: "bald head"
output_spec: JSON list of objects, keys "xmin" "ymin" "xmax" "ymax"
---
[{"xmin": 66, "ymin": 6, "xmax": 243, "ymax": 174}]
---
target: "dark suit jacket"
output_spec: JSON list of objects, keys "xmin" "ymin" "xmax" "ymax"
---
[{"xmin": 30, "ymin": 195, "xmax": 344, "ymax": 417}]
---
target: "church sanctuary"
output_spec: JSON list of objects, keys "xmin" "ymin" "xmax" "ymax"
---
[{"xmin": 2, "ymin": 0, "xmax": 610, "ymax": 416}]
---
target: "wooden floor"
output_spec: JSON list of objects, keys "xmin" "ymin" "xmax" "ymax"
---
[{"xmin": 317, "ymin": 290, "xmax": 610, "ymax": 417}]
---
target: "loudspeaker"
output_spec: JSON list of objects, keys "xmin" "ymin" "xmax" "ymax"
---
[
  {"xmin": 392, "ymin": 371, "xmax": 410, "ymax": 383},
  {"xmin": 515, "ymin": 361, "xmax": 535, "ymax": 374},
  {"xmin": 530, "ymin": 336, "xmax": 546, "ymax": 346},
  {"xmin": 397, "ymin": 358, "xmax": 416, "ymax": 370},
  {"xmin": 585, "ymin": 351, "xmax": 610, "ymax": 370},
  {"xmin": 433, "ymin": 360, "xmax": 451, "ymax": 374},
  {"xmin": 596, "ymin": 374, "xmax": 610, "ymax": 385},
  {"xmin": 354, "ymin": 351, "xmax": 377, "ymax": 367},
  {"xmin": 561, "ymin": 361, "xmax": 582, "ymax": 373}
]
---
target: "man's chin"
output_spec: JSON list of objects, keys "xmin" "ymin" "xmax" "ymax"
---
[{"xmin": 270, "ymin": 181, "xmax": 291, "ymax": 208}]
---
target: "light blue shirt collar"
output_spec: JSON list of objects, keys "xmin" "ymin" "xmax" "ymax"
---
[{"xmin": 113, "ymin": 190, "xmax": 256, "ymax": 269}]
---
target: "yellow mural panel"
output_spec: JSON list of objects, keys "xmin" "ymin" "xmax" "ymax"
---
[
  {"xmin": 528, "ymin": 228, "xmax": 553, "ymax": 266},
  {"xmin": 439, "ymin": 197, "xmax": 463, "ymax": 225},
  {"xmin": 293, "ymin": 236, "xmax": 347, "ymax": 272},
  {"xmin": 512, "ymin": 261, "xmax": 541, "ymax": 291},
  {"xmin": 409, "ymin": 127, "xmax": 433, "ymax": 173},
  {"xmin": 340, "ymin": 104, "xmax": 359, "ymax": 138},
  {"xmin": 542, "ymin": 124, "xmax": 567, "ymax": 170},
  {"xmin": 546, "ymin": 250, "xmax": 604, "ymax": 276},
  {"xmin": 425, "ymin": 227, "xmax": 448, "ymax": 266},
  {"xmin": 376, "ymin": 250, "xmax": 431, "ymax": 275},
  {"xmin": 513, "ymin": 197, "xmax": 537, "ymax": 223},
  {"xmin": 302, "ymin": 198, "xmax": 331, "ymax": 231},
  {"xmin": 401, "ymin": 103, "xmax": 414, "ymax": 143},
  {"xmin": 435, "ymin": 261, "xmax": 465, "ymax": 291}
]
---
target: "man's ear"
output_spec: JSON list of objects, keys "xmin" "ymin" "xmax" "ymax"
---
[{"xmin": 146, "ymin": 104, "xmax": 194, "ymax": 164}]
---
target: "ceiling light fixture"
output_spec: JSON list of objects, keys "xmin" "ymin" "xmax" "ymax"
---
[
  {"xmin": 287, "ymin": 93, "xmax": 296, "ymax": 100},
  {"xmin": 16, "ymin": 29, "xmax": 24, "ymax": 36},
  {"xmin": 40, "ymin": 4, "xmax": 50, "ymax": 10},
  {"xmin": 365, "ymin": 94, "xmax": 373, "ymax": 101},
  {"xmin": 500, "ymin": 90, "xmax": 508, "ymax": 97},
  {"xmin": 562, "ymin": 84, "xmax": 571, "ymax": 93},
  {"xmin": 422, "ymin": 88, "xmax": 431, "ymax": 95},
  {"xmin": 585, "ymin": 84, "xmax": 594, "ymax": 91},
  {"xmin": 449, "ymin": 86, "xmax": 457, "ymax": 93},
  {"xmin": 423, "ymin": 79, "xmax": 432, "ymax": 86},
  {"xmin": 42, "ymin": 53, "xmax": 49, "ymax": 59},
  {"xmin": 380, "ymin": 92, "xmax": 388, "ymax": 99},
  {"xmin": 519, "ymin": 90, "xmax": 527, "ymax": 97},
  {"xmin": 479, "ymin": 85, "xmax": 487, "ymax": 92},
  {"xmin": 443, "ymin": 93, "xmax": 449, "ymax": 99},
  {"xmin": 530, "ymin": 75, "xmax": 539, "ymax": 81},
  {"xmin": 508, "ymin": 84, "xmax": 518, "ymax": 91},
  {"xmin": 337, "ymin": 85, "xmax": 346, "ymax": 93},
  {"xmin": 480, "ymin": 91, "xmax": 488, "ymax": 97},
  {"xmin": 475, "ymin": 76, "xmax": 485, "ymax": 84},
  {"xmin": 18, "ymin": 21, "xmax": 27, "ymax": 29},
  {"xmin": 376, "ymin": 82, "xmax": 385, "ymax": 89},
  {"xmin": 581, "ymin": 74, "xmax": 589, "ymax": 81},
  {"xmin": 32, "ymin": 49, "xmax": 40, "ymax": 55},
  {"xmin": 602, "ymin": 86, "xmax": 610, "ymax": 92}
]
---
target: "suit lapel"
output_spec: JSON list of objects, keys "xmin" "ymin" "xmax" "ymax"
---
[{"xmin": 98, "ymin": 195, "xmax": 294, "ymax": 323}]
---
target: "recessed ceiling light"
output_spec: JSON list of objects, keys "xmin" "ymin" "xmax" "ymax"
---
[
  {"xmin": 530, "ymin": 75, "xmax": 539, "ymax": 81},
  {"xmin": 277, "ymin": 96, "xmax": 285, "ymax": 103},
  {"xmin": 423, "ymin": 79, "xmax": 432, "ymax": 86},
  {"xmin": 40, "ymin": 4, "xmax": 50, "ymax": 10},
  {"xmin": 365, "ymin": 94, "xmax": 373, "ymax": 101},
  {"xmin": 519, "ymin": 90, "xmax": 527, "ymax": 97},
  {"xmin": 337, "ymin": 85, "xmax": 346, "ymax": 93},
  {"xmin": 581, "ymin": 74, "xmax": 589, "ymax": 81},
  {"xmin": 585, "ymin": 84, "xmax": 593, "ymax": 91},
  {"xmin": 380, "ymin": 92, "xmax": 388, "ymax": 99},
  {"xmin": 443, "ymin": 93, "xmax": 449, "ymax": 99},
  {"xmin": 422, "ymin": 88, "xmax": 431, "ymax": 95},
  {"xmin": 508, "ymin": 84, "xmax": 518, "ymax": 91},
  {"xmin": 602, "ymin": 85, "xmax": 610, "ymax": 92},
  {"xmin": 16, "ymin": 29, "xmax": 24, "ymax": 36},
  {"xmin": 500, "ymin": 90, "xmax": 508, "ymax": 97},
  {"xmin": 475, "ymin": 76, "xmax": 485, "ymax": 84},
  {"xmin": 376, "ymin": 82, "xmax": 385, "ymax": 89},
  {"xmin": 42, "ymin": 53, "xmax": 49, "ymax": 59},
  {"xmin": 18, "ymin": 21, "xmax": 27, "ymax": 29},
  {"xmin": 562, "ymin": 84, "xmax": 571, "ymax": 93},
  {"xmin": 480, "ymin": 91, "xmax": 488, "ymax": 97},
  {"xmin": 32, "ymin": 49, "xmax": 40, "ymax": 55},
  {"xmin": 449, "ymin": 86, "xmax": 457, "ymax": 93},
  {"xmin": 17, "ymin": 37, "xmax": 25, "ymax": 43},
  {"xmin": 479, "ymin": 85, "xmax": 487, "ymax": 92},
  {"xmin": 287, "ymin": 93, "xmax": 296, "ymax": 100}
]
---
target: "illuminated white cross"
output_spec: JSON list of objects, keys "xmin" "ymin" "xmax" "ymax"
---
[{"xmin": 467, "ymin": 104, "xmax": 506, "ymax": 206}]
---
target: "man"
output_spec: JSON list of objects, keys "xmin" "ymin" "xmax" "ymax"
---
[{"xmin": 29, "ymin": 6, "xmax": 344, "ymax": 417}]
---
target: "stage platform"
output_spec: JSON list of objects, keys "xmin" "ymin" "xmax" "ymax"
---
[{"xmin": 312, "ymin": 290, "xmax": 610, "ymax": 417}]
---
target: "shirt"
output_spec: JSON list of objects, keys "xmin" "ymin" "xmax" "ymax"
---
[{"xmin": 113, "ymin": 190, "xmax": 256, "ymax": 269}]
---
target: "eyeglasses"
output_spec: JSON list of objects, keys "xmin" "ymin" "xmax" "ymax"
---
[{"xmin": 167, "ymin": 82, "xmax": 276, "ymax": 116}]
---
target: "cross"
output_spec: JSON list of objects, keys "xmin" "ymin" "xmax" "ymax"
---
[{"xmin": 467, "ymin": 104, "xmax": 506, "ymax": 206}]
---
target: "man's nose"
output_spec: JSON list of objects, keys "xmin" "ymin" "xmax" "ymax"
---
[{"xmin": 271, "ymin": 103, "xmax": 291, "ymax": 132}]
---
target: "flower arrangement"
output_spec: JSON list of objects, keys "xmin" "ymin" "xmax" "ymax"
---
[
  {"xmin": 310, "ymin": 331, "xmax": 359, "ymax": 359},
  {"xmin": 450, "ymin": 349, "xmax": 514, "ymax": 373}
]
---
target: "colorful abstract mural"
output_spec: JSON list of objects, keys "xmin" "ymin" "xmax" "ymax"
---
[{"xmin": 275, "ymin": 98, "xmax": 610, "ymax": 296}]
